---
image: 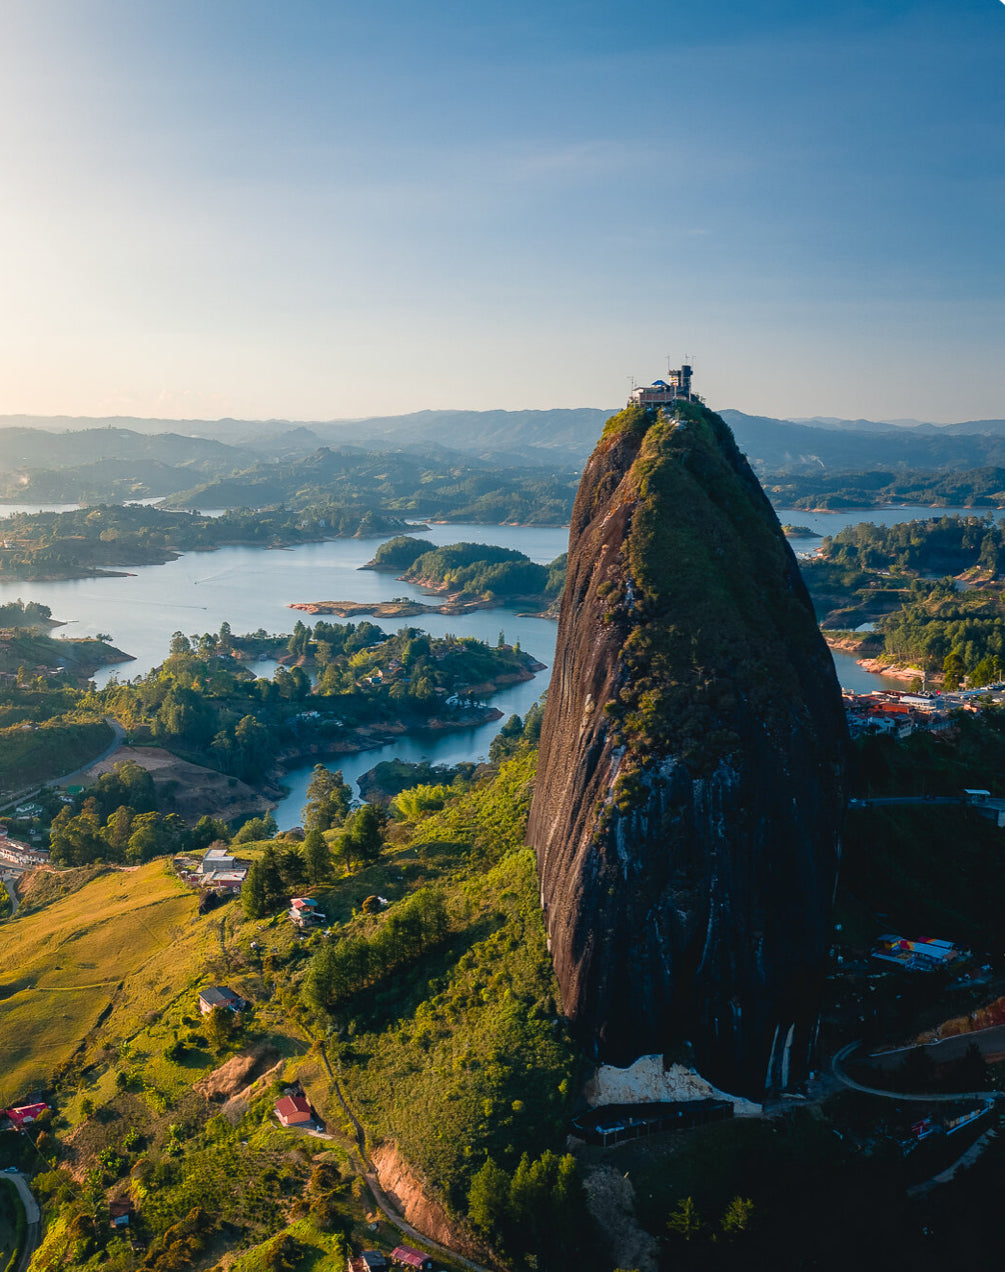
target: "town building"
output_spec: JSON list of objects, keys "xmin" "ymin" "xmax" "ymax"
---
[
  {"xmin": 3, "ymin": 1102, "xmax": 49, "ymax": 1128},
  {"xmin": 274, "ymin": 1094, "xmax": 314, "ymax": 1127},
  {"xmin": 390, "ymin": 1248, "xmax": 434, "ymax": 1271},
  {"xmin": 108, "ymin": 1199, "xmax": 132, "ymax": 1229},
  {"xmin": 198, "ymin": 985, "xmax": 245, "ymax": 1015},
  {"xmin": 0, "ymin": 832, "xmax": 49, "ymax": 868}
]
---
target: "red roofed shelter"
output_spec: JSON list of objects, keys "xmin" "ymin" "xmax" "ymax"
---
[
  {"xmin": 391, "ymin": 1248, "xmax": 434, "ymax": 1271},
  {"xmin": 274, "ymin": 1094, "xmax": 313, "ymax": 1127},
  {"xmin": 5, "ymin": 1103, "xmax": 49, "ymax": 1128}
]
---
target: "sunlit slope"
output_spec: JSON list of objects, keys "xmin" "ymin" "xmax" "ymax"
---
[{"xmin": 0, "ymin": 863, "xmax": 202, "ymax": 1098}]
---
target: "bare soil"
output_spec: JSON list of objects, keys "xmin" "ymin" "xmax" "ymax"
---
[{"xmin": 76, "ymin": 745, "xmax": 275, "ymax": 824}]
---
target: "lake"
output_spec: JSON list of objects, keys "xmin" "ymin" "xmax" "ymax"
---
[{"xmin": 0, "ymin": 505, "xmax": 964, "ymax": 827}]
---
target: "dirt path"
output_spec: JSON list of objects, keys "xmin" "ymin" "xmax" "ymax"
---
[{"xmin": 315, "ymin": 1040, "xmax": 503, "ymax": 1272}]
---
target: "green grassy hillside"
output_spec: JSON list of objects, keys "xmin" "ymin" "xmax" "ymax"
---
[
  {"xmin": 0, "ymin": 861, "xmax": 202, "ymax": 1101},
  {"xmin": 0, "ymin": 738, "xmax": 596, "ymax": 1272}
]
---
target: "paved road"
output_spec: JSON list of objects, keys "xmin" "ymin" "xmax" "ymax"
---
[
  {"xmin": 907, "ymin": 1129, "xmax": 998, "ymax": 1198},
  {"xmin": 869, "ymin": 1024, "xmax": 1005, "ymax": 1070},
  {"xmin": 831, "ymin": 1042, "xmax": 1003, "ymax": 1104},
  {"xmin": 4, "ymin": 1171, "xmax": 41, "ymax": 1272},
  {"xmin": 1, "ymin": 874, "xmax": 19, "ymax": 916},
  {"xmin": 54, "ymin": 716, "xmax": 126, "ymax": 785},
  {"xmin": 851, "ymin": 794, "xmax": 1005, "ymax": 814},
  {"xmin": 0, "ymin": 716, "xmax": 125, "ymax": 814}
]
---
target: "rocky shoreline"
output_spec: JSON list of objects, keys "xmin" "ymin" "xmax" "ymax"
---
[{"xmin": 288, "ymin": 596, "xmax": 495, "ymax": 618}]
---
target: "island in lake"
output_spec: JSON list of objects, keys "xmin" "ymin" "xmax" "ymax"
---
[{"xmin": 290, "ymin": 536, "xmax": 568, "ymax": 618}]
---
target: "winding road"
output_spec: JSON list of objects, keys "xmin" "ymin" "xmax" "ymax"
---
[
  {"xmin": 5, "ymin": 1171, "xmax": 41, "ymax": 1272},
  {"xmin": 0, "ymin": 716, "xmax": 125, "ymax": 814},
  {"xmin": 1, "ymin": 875, "xmax": 19, "ymax": 916},
  {"xmin": 831, "ymin": 1042, "xmax": 1003, "ymax": 1104}
]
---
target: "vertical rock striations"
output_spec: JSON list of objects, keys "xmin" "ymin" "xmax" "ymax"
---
[{"xmin": 527, "ymin": 401, "xmax": 847, "ymax": 1099}]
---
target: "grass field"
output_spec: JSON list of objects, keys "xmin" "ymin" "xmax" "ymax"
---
[{"xmin": 0, "ymin": 861, "xmax": 204, "ymax": 1101}]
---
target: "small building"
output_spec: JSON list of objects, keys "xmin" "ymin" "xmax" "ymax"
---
[
  {"xmin": 108, "ymin": 1198, "xmax": 132, "ymax": 1228},
  {"xmin": 200, "ymin": 846, "xmax": 237, "ymax": 875},
  {"xmin": 390, "ymin": 1247, "xmax": 434, "ymax": 1271},
  {"xmin": 4, "ymin": 1102, "xmax": 49, "ymax": 1128},
  {"xmin": 290, "ymin": 897, "xmax": 325, "ymax": 928},
  {"xmin": 204, "ymin": 869, "xmax": 247, "ymax": 891},
  {"xmin": 274, "ymin": 1094, "xmax": 314, "ymax": 1127},
  {"xmin": 348, "ymin": 1256, "xmax": 388, "ymax": 1272},
  {"xmin": 198, "ymin": 985, "xmax": 244, "ymax": 1015},
  {"xmin": 872, "ymin": 935, "xmax": 968, "ymax": 971}
]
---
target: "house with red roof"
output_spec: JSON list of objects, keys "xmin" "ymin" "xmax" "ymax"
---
[
  {"xmin": 391, "ymin": 1247, "xmax": 434, "ymax": 1271},
  {"xmin": 4, "ymin": 1102, "xmax": 49, "ymax": 1128},
  {"xmin": 274, "ymin": 1094, "xmax": 314, "ymax": 1127}
]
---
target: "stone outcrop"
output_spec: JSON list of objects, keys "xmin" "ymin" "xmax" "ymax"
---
[{"xmin": 527, "ymin": 402, "xmax": 847, "ymax": 1099}]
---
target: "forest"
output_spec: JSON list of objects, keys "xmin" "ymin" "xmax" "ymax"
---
[
  {"xmin": 0, "ymin": 503, "xmax": 409, "ymax": 580},
  {"xmin": 368, "ymin": 536, "xmax": 567, "ymax": 603},
  {"xmin": 807, "ymin": 515, "xmax": 1005, "ymax": 681}
]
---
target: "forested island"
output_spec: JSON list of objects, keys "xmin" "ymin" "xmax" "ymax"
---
[
  {"xmin": 291, "ymin": 538, "xmax": 568, "ymax": 619},
  {"xmin": 0, "ymin": 614, "xmax": 540, "ymax": 799},
  {"xmin": 0, "ymin": 503, "xmax": 413, "ymax": 581}
]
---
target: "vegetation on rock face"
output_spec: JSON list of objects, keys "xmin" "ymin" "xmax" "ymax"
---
[
  {"xmin": 599, "ymin": 401, "xmax": 829, "ymax": 776},
  {"xmin": 529, "ymin": 400, "xmax": 846, "ymax": 1094}
]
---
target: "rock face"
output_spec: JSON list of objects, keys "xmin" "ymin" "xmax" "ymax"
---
[{"xmin": 526, "ymin": 402, "xmax": 847, "ymax": 1099}]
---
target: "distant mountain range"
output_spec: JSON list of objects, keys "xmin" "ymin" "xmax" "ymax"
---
[{"xmin": 4, "ymin": 406, "xmax": 1005, "ymax": 507}]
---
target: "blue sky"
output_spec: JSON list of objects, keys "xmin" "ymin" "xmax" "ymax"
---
[{"xmin": 0, "ymin": 0, "xmax": 1003, "ymax": 422}]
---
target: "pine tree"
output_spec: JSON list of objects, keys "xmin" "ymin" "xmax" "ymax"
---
[{"xmin": 303, "ymin": 828, "xmax": 330, "ymax": 884}]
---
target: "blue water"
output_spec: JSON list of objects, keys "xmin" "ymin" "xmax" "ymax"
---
[{"xmin": 0, "ymin": 507, "xmax": 946, "ymax": 827}]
